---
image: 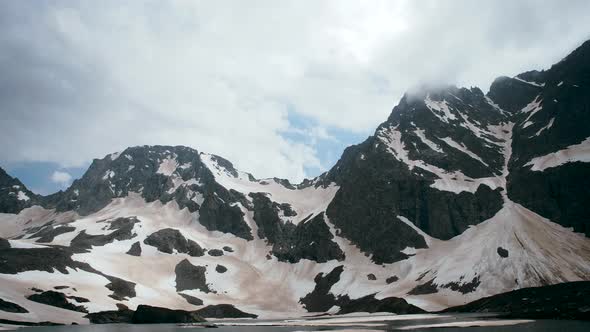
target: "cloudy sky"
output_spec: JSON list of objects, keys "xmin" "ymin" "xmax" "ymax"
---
[{"xmin": 1, "ymin": 0, "xmax": 589, "ymax": 194}]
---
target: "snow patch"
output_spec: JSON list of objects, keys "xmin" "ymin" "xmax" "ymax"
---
[
  {"xmin": 377, "ymin": 126, "xmax": 501, "ymax": 194},
  {"xmin": 424, "ymin": 95, "xmax": 457, "ymax": 123},
  {"xmin": 109, "ymin": 152, "xmax": 121, "ymax": 160},
  {"xmin": 524, "ymin": 137, "xmax": 590, "ymax": 171},
  {"xmin": 156, "ymin": 156, "xmax": 178, "ymax": 176},
  {"xmin": 414, "ymin": 128, "xmax": 443, "ymax": 153},
  {"xmin": 531, "ymin": 118, "xmax": 554, "ymax": 137},
  {"xmin": 102, "ymin": 170, "xmax": 115, "ymax": 180},
  {"xmin": 440, "ymin": 137, "xmax": 488, "ymax": 166},
  {"xmin": 513, "ymin": 76, "xmax": 545, "ymax": 87},
  {"xmin": 16, "ymin": 191, "xmax": 30, "ymax": 201}
]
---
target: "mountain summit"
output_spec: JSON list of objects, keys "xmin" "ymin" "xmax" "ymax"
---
[{"xmin": 1, "ymin": 40, "xmax": 589, "ymax": 324}]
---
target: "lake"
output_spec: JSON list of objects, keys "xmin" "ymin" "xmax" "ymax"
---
[{"xmin": 13, "ymin": 313, "xmax": 590, "ymax": 331}]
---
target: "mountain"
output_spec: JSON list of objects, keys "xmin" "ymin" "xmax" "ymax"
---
[{"xmin": 1, "ymin": 40, "xmax": 589, "ymax": 326}]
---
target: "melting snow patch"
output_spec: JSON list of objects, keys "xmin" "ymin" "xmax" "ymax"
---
[
  {"xmin": 157, "ymin": 156, "xmax": 178, "ymax": 176},
  {"xmin": 440, "ymin": 137, "xmax": 488, "ymax": 166},
  {"xmin": 109, "ymin": 152, "xmax": 121, "ymax": 160},
  {"xmin": 17, "ymin": 191, "xmax": 30, "ymax": 201},
  {"xmin": 520, "ymin": 96, "xmax": 543, "ymax": 126},
  {"xmin": 523, "ymin": 121, "xmax": 533, "ymax": 128},
  {"xmin": 102, "ymin": 170, "xmax": 115, "ymax": 180},
  {"xmin": 179, "ymin": 162, "xmax": 192, "ymax": 170},
  {"xmin": 557, "ymin": 81, "xmax": 564, "ymax": 86},
  {"xmin": 513, "ymin": 76, "xmax": 545, "ymax": 87},
  {"xmin": 414, "ymin": 128, "xmax": 443, "ymax": 153},
  {"xmin": 531, "ymin": 118, "xmax": 554, "ymax": 137},
  {"xmin": 424, "ymin": 95, "xmax": 457, "ymax": 123},
  {"xmin": 377, "ymin": 126, "xmax": 501, "ymax": 194},
  {"xmin": 525, "ymin": 137, "xmax": 590, "ymax": 171}
]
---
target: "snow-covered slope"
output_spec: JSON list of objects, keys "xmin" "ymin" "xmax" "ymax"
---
[{"xmin": 1, "ymin": 39, "xmax": 590, "ymax": 325}]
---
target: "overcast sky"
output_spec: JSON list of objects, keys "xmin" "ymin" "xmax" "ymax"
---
[{"xmin": 1, "ymin": 0, "xmax": 590, "ymax": 194}]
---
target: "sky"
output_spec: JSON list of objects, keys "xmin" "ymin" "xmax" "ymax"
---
[{"xmin": 1, "ymin": 0, "xmax": 589, "ymax": 195}]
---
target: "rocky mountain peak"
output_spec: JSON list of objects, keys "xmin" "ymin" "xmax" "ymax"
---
[{"xmin": 0, "ymin": 167, "xmax": 37, "ymax": 214}]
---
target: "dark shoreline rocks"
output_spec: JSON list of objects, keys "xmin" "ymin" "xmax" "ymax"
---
[
  {"xmin": 443, "ymin": 281, "xmax": 590, "ymax": 320},
  {"xmin": 131, "ymin": 305, "xmax": 205, "ymax": 324}
]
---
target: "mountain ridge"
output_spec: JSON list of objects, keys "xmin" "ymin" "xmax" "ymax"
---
[{"xmin": 0, "ymin": 39, "xmax": 589, "ymax": 325}]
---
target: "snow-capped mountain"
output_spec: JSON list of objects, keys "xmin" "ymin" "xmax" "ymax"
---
[{"xmin": 1, "ymin": 40, "xmax": 589, "ymax": 325}]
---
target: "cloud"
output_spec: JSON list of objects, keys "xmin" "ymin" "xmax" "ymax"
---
[
  {"xmin": 50, "ymin": 171, "xmax": 73, "ymax": 186},
  {"xmin": 0, "ymin": 1, "xmax": 589, "ymax": 182}
]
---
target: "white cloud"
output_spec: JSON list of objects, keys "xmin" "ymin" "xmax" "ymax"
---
[
  {"xmin": 50, "ymin": 171, "xmax": 72, "ymax": 186},
  {"xmin": 0, "ymin": 1, "xmax": 589, "ymax": 182}
]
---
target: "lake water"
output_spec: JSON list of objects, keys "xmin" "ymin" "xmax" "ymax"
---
[{"xmin": 14, "ymin": 313, "xmax": 590, "ymax": 331}]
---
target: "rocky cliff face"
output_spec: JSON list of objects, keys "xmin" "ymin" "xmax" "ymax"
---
[
  {"xmin": 0, "ymin": 168, "xmax": 37, "ymax": 214},
  {"xmin": 0, "ymin": 40, "xmax": 589, "ymax": 325}
]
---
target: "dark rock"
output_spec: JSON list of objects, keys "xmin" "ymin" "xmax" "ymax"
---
[
  {"xmin": 497, "ymin": 246, "xmax": 509, "ymax": 258},
  {"xmin": 104, "ymin": 276, "xmax": 136, "ymax": 301},
  {"xmin": 208, "ymin": 249, "xmax": 224, "ymax": 256},
  {"xmin": 0, "ymin": 245, "xmax": 136, "ymax": 300},
  {"xmin": 144, "ymin": 228, "xmax": 204, "ymax": 256},
  {"xmin": 386, "ymin": 276, "xmax": 399, "ymax": 284},
  {"xmin": 26, "ymin": 291, "xmax": 87, "ymax": 313},
  {"xmin": 0, "ymin": 298, "xmax": 28, "ymax": 313},
  {"xmin": 195, "ymin": 304, "xmax": 257, "ymax": 318},
  {"xmin": 54, "ymin": 286, "xmax": 69, "ymax": 290},
  {"xmin": 367, "ymin": 273, "xmax": 377, "ymax": 281},
  {"xmin": 70, "ymin": 217, "xmax": 139, "ymax": 252},
  {"xmin": 300, "ymin": 265, "xmax": 344, "ymax": 312},
  {"xmin": 0, "ymin": 246, "xmax": 92, "ymax": 275},
  {"xmin": 277, "ymin": 203, "xmax": 297, "ymax": 217},
  {"xmin": 504, "ymin": 40, "xmax": 590, "ymax": 236},
  {"xmin": 198, "ymin": 187, "xmax": 253, "ymax": 240},
  {"xmin": 85, "ymin": 307, "xmax": 135, "ymax": 324},
  {"xmin": 336, "ymin": 294, "xmax": 425, "ymax": 315},
  {"xmin": 215, "ymin": 264, "xmax": 227, "ymax": 273},
  {"xmin": 179, "ymin": 293, "xmax": 204, "ymax": 306},
  {"xmin": 0, "ymin": 319, "xmax": 62, "ymax": 327},
  {"xmin": 321, "ymin": 84, "xmax": 508, "ymax": 264},
  {"xmin": 0, "ymin": 237, "xmax": 9, "ymax": 249},
  {"xmin": 0, "ymin": 167, "xmax": 37, "ymax": 214},
  {"xmin": 488, "ymin": 76, "xmax": 543, "ymax": 113},
  {"xmin": 174, "ymin": 259, "xmax": 211, "ymax": 293},
  {"xmin": 443, "ymin": 281, "xmax": 590, "ymax": 321},
  {"xmin": 299, "ymin": 265, "xmax": 424, "ymax": 315},
  {"xmin": 249, "ymin": 196, "xmax": 344, "ymax": 263},
  {"xmin": 408, "ymin": 279, "xmax": 438, "ymax": 295},
  {"xmin": 222, "ymin": 246, "xmax": 233, "ymax": 252},
  {"xmin": 67, "ymin": 295, "xmax": 90, "ymax": 303},
  {"xmin": 441, "ymin": 276, "xmax": 481, "ymax": 294},
  {"xmin": 126, "ymin": 241, "xmax": 142, "ymax": 256},
  {"xmin": 132, "ymin": 304, "xmax": 205, "ymax": 324},
  {"xmin": 32, "ymin": 225, "xmax": 76, "ymax": 243}
]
